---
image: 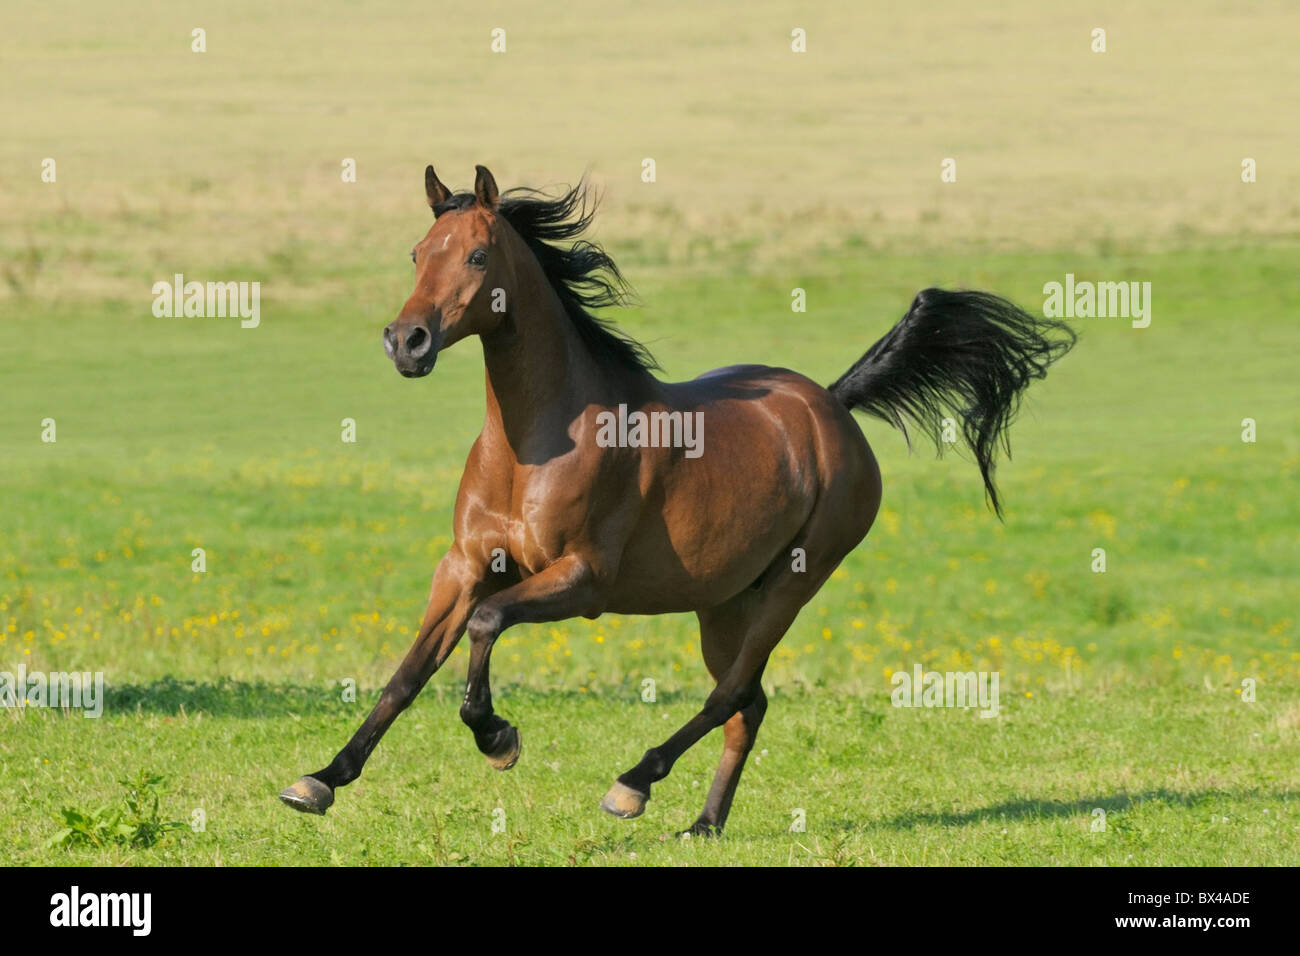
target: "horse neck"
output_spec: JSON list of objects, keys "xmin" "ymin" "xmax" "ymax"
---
[{"xmin": 479, "ymin": 233, "xmax": 651, "ymax": 450}]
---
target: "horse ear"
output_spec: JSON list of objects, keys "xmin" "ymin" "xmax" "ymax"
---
[
  {"xmin": 425, "ymin": 164, "xmax": 451, "ymax": 212},
  {"xmin": 474, "ymin": 165, "xmax": 499, "ymax": 208}
]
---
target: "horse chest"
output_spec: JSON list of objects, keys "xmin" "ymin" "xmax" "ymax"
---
[{"xmin": 502, "ymin": 478, "xmax": 591, "ymax": 575}]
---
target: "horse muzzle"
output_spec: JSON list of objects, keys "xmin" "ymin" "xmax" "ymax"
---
[{"xmin": 383, "ymin": 318, "xmax": 440, "ymax": 378}]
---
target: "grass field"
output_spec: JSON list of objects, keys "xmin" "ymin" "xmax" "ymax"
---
[{"xmin": 2, "ymin": 2, "xmax": 1298, "ymax": 865}]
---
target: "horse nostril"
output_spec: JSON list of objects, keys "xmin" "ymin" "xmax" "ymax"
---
[
  {"xmin": 382, "ymin": 324, "xmax": 398, "ymax": 358},
  {"xmin": 406, "ymin": 325, "xmax": 431, "ymax": 358}
]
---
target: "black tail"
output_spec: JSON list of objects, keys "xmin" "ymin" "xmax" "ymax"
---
[{"xmin": 829, "ymin": 288, "xmax": 1076, "ymax": 517}]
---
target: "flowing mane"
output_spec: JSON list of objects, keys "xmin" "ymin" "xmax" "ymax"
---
[{"xmin": 434, "ymin": 183, "xmax": 659, "ymax": 373}]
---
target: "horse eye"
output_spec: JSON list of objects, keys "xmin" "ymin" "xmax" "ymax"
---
[
  {"xmin": 410, "ymin": 250, "xmax": 417, "ymax": 264},
  {"xmin": 468, "ymin": 249, "xmax": 487, "ymax": 267}
]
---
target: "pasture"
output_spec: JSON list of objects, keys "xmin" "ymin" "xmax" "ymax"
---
[{"xmin": 1, "ymin": 1, "xmax": 1298, "ymax": 866}]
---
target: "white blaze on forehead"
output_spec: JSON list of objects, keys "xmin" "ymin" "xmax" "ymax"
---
[{"xmin": 442, "ymin": 235, "xmax": 450, "ymax": 250}]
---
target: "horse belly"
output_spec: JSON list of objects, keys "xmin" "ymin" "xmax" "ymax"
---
[{"xmin": 604, "ymin": 442, "xmax": 815, "ymax": 614}]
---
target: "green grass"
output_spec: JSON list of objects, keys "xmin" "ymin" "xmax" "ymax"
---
[
  {"xmin": 5, "ymin": 684, "xmax": 1298, "ymax": 866},
  {"xmin": 1, "ymin": 244, "xmax": 1298, "ymax": 865},
  {"xmin": 2, "ymin": 246, "xmax": 1297, "ymax": 693},
  {"xmin": 3, "ymin": 0, "xmax": 1298, "ymax": 866}
]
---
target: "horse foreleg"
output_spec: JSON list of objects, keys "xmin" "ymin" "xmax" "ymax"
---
[
  {"xmin": 279, "ymin": 549, "xmax": 480, "ymax": 814},
  {"xmin": 458, "ymin": 554, "xmax": 599, "ymax": 770}
]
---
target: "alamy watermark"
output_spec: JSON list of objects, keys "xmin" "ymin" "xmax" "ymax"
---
[
  {"xmin": 151, "ymin": 273, "xmax": 260, "ymax": 328},
  {"xmin": 49, "ymin": 886, "xmax": 150, "ymax": 936},
  {"xmin": 891, "ymin": 664, "xmax": 1000, "ymax": 718},
  {"xmin": 0, "ymin": 665, "xmax": 104, "ymax": 718},
  {"xmin": 595, "ymin": 404, "xmax": 704, "ymax": 459},
  {"xmin": 1042, "ymin": 273, "xmax": 1151, "ymax": 328}
]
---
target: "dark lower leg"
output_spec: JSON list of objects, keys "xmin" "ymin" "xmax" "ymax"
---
[
  {"xmin": 456, "ymin": 556, "xmax": 597, "ymax": 762},
  {"xmin": 616, "ymin": 675, "xmax": 764, "ymax": 797},
  {"xmin": 685, "ymin": 690, "xmax": 768, "ymax": 835},
  {"xmin": 458, "ymin": 608, "xmax": 516, "ymax": 758},
  {"xmin": 312, "ymin": 620, "xmax": 463, "ymax": 789},
  {"xmin": 295, "ymin": 555, "xmax": 478, "ymax": 794}
]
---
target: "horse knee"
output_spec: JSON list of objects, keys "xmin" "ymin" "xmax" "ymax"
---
[
  {"xmin": 467, "ymin": 604, "xmax": 504, "ymax": 644},
  {"xmin": 380, "ymin": 673, "xmax": 419, "ymax": 712}
]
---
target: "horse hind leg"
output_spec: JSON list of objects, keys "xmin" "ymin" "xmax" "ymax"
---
[
  {"xmin": 600, "ymin": 554, "xmax": 826, "ymax": 826},
  {"xmin": 681, "ymin": 596, "xmax": 770, "ymax": 836},
  {"xmin": 600, "ymin": 495, "xmax": 864, "ymax": 828}
]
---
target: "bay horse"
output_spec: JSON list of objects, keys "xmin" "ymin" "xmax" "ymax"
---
[{"xmin": 279, "ymin": 164, "xmax": 1075, "ymax": 833}]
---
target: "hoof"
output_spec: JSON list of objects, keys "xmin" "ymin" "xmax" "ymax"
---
[
  {"xmin": 484, "ymin": 725, "xmax": 522, "ymax": 771},
  {"xmin": 279, "ymin": 776, "xmax": 334, "ymax": 815},
  {"xmin": 677, "ymin": 820, "xmax": 722, "ymax": 838},
  {"xmin": 600, "ymin": 781, "xmax": 648, "ymax": 819}
]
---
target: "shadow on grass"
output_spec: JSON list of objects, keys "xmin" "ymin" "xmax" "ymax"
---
[
  {"xmin": 105, "ymin": 677, "xmax": 353, "ymax": 718},
  {"xmin": 857, "ymin": 789, "xmax": 1300, "ymax": 831},
  {"xmin": 99, "ymin": 677, "xmax": 710, "ymax": 718}
]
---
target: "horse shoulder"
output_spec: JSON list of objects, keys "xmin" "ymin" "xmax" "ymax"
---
[{"xmin": 450, "ymin": 431, "xmax": 513, "ymax": 570}]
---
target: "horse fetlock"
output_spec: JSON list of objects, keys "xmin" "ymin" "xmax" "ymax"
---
[
  {"xmin": 679, "ymin": 818, "xmax": 723, "ymax": 838},
  {"xmin": 480, "ymin": 722, "xmax": 522, "ymax": 770},
  {"xmin": 639, "ymin": 747, "xmax": 670, "ymax": 783}
]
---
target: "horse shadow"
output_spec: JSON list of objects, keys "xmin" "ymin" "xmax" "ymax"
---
[{"xmin": 840, "ymin": 788, "xmax": 1300, "ymax": 832}]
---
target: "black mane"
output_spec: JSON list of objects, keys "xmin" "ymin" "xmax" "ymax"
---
[{"xmin": 436, "ymin": 183, "xmax": 658, "ymax": 374}]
